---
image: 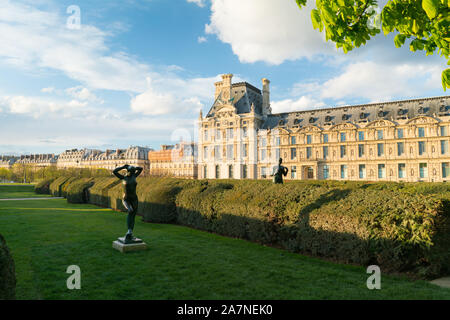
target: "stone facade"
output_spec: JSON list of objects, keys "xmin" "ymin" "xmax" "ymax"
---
[
  {"xmin": 198, "ymin": 74, "xmax": 450, "ymax": 182},
  {"xmin": 148, "ymin": 142, "xmax": 197, "ymax": 178},
  {"xmin": 82, "ymin": 146, "xmax": 152, "ymax": 171}
]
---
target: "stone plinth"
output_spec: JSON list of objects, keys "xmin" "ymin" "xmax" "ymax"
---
[{"xmin": 112, "ymin": 238, "xmax": 147, "ymax": 253}]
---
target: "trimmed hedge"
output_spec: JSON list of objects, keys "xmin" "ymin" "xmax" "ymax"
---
[
  {"xmin": 88, "ymin": 177, "xmax": 121, "ymax": 207},
  {"xmin": 49, "ymin": 176, "xmax": 72, "ymax": 197},
  {"xmin": 36, "ymin": 176, "xmax": 450, "ymax": 278},
  {"xmin": 34, "ymin": 178, "xmax": 56, "ymax": 194},
  {"xmin": 66, "ymin": 178, "xmax": 95, "ymax": 203},
  {"xmin": 0, "ymin": 234, "xmax": 16, "ymax": 300}
]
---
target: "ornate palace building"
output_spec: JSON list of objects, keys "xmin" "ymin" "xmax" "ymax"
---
[{"xmin": 198, "ymin": 74, "xmax": 450, "ymax": 182}]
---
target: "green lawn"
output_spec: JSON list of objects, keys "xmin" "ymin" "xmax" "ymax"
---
[
  {"xmin": 0, "ymin": 187, "xmax": 449, "ymax": 299},
  {"xmin": 0, "ymin": 184, "xmax": 51, "ymax": 199}
]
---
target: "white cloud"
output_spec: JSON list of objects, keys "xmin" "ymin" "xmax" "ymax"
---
[
  {"xmin": 197, "ymin": 36, "xmax": 207, "ymax": 43},
  {"xmin": 204, "ymin": 0, "xmax": 334, "ymax": 64},
  {"xmin": 65, "ymin": 86, "xmax": 103, "ymax": 103},
  {"xmin": 271, "ymin": 96, "xmax": 326, "ymax": 114},
  {"xmin": 41, "ymin": 87, "xmax": 55, "ymax": 93},
  {"xmin": 320, "ymin": 61, "xmax": 443, "ymax": 102},
  {"xmin": 187, "ymin": 0, "xmax": 207, "ymax": 7}
]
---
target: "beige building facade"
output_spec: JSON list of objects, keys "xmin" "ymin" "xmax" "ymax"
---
[{"xmin": 198, "ymin": 74, "xmax": 450, "ymax": 182}]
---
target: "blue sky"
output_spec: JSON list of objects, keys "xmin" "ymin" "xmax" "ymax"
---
[{"xmin": 0, "ymin": 0, "xmax": 448, "ymax": 155}]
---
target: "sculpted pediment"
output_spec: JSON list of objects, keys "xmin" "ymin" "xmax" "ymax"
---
[
  {"xmin": 300, "ymin": 125, "xmax": 322, "ymax": 133},
  {"xmin": 330, "ymin": 122, "xmax": 358, "ymax": 131},
  {"xmin": 406, "ymin": 116, "xmax": 438, "ymax": 125},
  {"xmin": 365, "ymin": 119, "xmax": 396, "ymax": 128}
]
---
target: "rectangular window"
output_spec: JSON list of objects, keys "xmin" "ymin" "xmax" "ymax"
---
[
  {"xmin": 323, "ymin": 134, "xmax": 329, "ymax": 143},
  {"xmin": 243, "ymin": 165, "xmax": 247, "ymax": 179},
  {"xmin": 419, "ymin": 163, "xmax": 428, "ymax": 178},
  {"xmin": 323, "ymin": 146, "xmax": 328, "ymax": 159},
  {"xmin": 290, "ymin": 148, "xmax": 297, "ymax": 160},
  {"xmin": 204, "ymin": 129, "xmax": 208, "ymax": 141},
  {"xmin": 242, "ymin": 127, "xmax": 248, "ymax": 137},
  {"xmin": 203, "ymin": 146, "xmax": 208, "ymax": 160},
  {"xmin": 397, "ymin": 142, "xmax": 404, "ymax": 156},
  {"xmin": 397, "ymin": 128, "xmax": 404, "ymax": 139},
  {"xmin": 291, "ymin": 166, "xmax": 297, "ymax": 179},
  {"xmin": 214, "ymin": 145, "xmax": 221, "ymax": 160},
  {"xmin": 306, "ymin": 135, "xmax": 312, "ymax": 144},
  {"xmin": 358, "ymin": 131, "xmax": 365, "ymax": 141},
  {"xmin": 306, "ymin": 147, "xmax": 312, "ymax": 159},
  {"xmin": 443, "ymin": 163, "xmax": 450, "ymax": 178},
  {"xmin": 359, "ymin": 164, "xmax": 366, "ymax": 179},
  {"xmin": 203, "ymin": 166, "xmax": 207, "ymax": 179},
  {"xmin": 340, "ymin": 132, "xmax": 346, "ymax": 142},
  {"xmin": 340, "ymin": 145, "xmax": 346, "ymax": 158},
  {"xmin": 340, "ymin": 165, "xmax": 347, "ymax": 179},
  {"xmin": 276, "ymin": 137, "xmax": 281, "ymax": 146},
  {"xmin": 227, "ymin": 128, "xmax": 234, "ymax": 139},
  {"xmin": 215, "ymin": 165, "xmax": 220, "ymax": 179},
  {"xmin": 243, "ymin": 144, "xmax": 248, "ymax": 157},
  {"xmin": 418, "ymin": 127, "xmax": 425, "ymax": 138},
  {"xmin": 261, "ymin": 138, "xmax": 267, "ymax": 147},
  {"xmin": 323, "ymin": 165, "xmax": 329, "ymax": 179},
  {"xmin": 440, "ymin": 126, "xmax": 448, "ymax": 137},
  {"xmin": 261, "ymin": 167, "xmax": 267, "ymax": 178},
  {"xmin": 228, "ymin": 165, "xmax": 233, "ymax": 178},
  {"xmin": 378, "ymin": 164, "xmax": 386, "ymax": 179},
  {"xmin": 418, "ymin": 141, "xmax": 426, "ymax": 155},
  {"xmin": 398, "ymin": 163, "xmax": 406, "ymax": 178},
  {"xmin": 377, "ymin": 143, "xmax": 384, "ymax": 156},
  {"xmin": 358, "ymin": 144, "xmax": 364, "ymax": 157},
  {"xmin": 441, "ymin": 140, "xmax": 449, "ymax": 154},
  {"xmin": 291, "ymin": 136, "xmax": 296, "ymax": 145},
  {"xmin": 261, "ymin": 149, "xmax": 266, "ymax": 161},
  {"xmin": 377, "ymin": 130, "xmax": 384, "ymax": 140},
  {"xmin": 275, "ymin": 148, "xmax": 280, "ymax": 160},
  {"xmin": 227, "ymin": 145, "xmax": 233, "ymax": 160},
  {"xmin": 215, "ymin": 129, "xmax": 221, "ymax": 140}
]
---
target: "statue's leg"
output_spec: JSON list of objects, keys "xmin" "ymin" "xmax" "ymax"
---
[{"xmin": 122, "ymin": 199, "xmax": 135, "ymax": 241}]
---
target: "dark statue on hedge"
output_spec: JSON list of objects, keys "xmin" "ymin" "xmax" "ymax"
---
[
  {"xmin": 113, "ymin": 164, "xmax": 143, "ymax": 244},
  {"xmin": 271, "ymin": 158, "xmax": 289, "ymax": 184}
]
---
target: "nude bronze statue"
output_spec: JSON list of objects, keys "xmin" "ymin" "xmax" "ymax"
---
[
  {"xmin": 113, "ymin": 164, "xmax": 143, "ymax": 244},
  {"xmin": 271, "ymin": 158, "xmax": 289, "ymax": 184}
]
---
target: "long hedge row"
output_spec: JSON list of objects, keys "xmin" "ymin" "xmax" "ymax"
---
[{"xmin": 36, "ymin": 176, "xmax": 450, "ymax": 278}]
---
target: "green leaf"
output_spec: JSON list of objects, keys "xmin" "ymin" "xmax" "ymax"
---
[
  {"xmin": 394, "ymin": 34, "xmax": 407, "ymax": 47},
  {"xmin": 422, "ymin": 0, "xmax": 439, "ymax": 19},
  {"xmin": 443, "ymin": 68, "xmax": 450, "ymax": 91},
  {"xmin": 311, "ymin": 9, "xmax": 322, "ymax": 29}
]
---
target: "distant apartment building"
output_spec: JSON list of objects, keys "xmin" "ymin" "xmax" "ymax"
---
[
  {"xmin": 82, "ymin": 146, "xmax": 152, "ymax": 171},
  {"xmin": 15, "ymin": 154, "xmax": 58, "ymax": 168},
  {"xmin": 0, "ymin": 156, "xmax": 18, "ymax": 169},
  {"xmin": 148, "ymin": 142, "xmax": 197, "ymax": 179},
  {"xmin": 198, "ymin": 74, "xmax": 450, "ymax": 182}
]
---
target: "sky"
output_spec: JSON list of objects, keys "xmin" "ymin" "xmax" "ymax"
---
[{"xmin": 0, "ymin": 0, "xmax": 448, "ymax": 155}]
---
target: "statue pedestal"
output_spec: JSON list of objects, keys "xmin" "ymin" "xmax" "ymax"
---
[{"xmin": 112, "ymin": 237, "xmax": 147, "ymax": 253}]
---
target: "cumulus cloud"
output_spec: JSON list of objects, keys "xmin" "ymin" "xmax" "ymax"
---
[
  {"xmin": 65, "ymin": 86, "xmax": 103, "ymax": 103},
  {"xmin": 197, "ymin": 36, "xmax": 207, "ymax": 43},
  {"xmin": 204, "ymin": 0, "xmax": 334, "ymax": 64},
  {"xmin": 271, "ymin": 96, "xmax": 326, "ymax": 114},
  {"xmin": 187, "ymin": 0, "xmax": 207, "ymax": 7}
]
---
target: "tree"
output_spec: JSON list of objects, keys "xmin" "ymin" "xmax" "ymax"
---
[{"xmin": 296, "ymin": 0, "xmax": 449, "ymax": 90}]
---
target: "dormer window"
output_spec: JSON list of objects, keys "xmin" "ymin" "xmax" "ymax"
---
[
  {"xmin": 359, "ymin": 112, "xmax": 366, "ymax": 119},
  {"xmin": 294, "ymin": 118, "xmax": 301, "ymax": 125},
  {"xmin": 378, "ymin": 111, "xmax": 384, "ymax": 117},
  {"xmin": 342, "ymin": 114, "xmax": 349, "ymax": 121},
  {"xmin": 325, "ymin": 115, "xmax": 332, "ymax": 122},
  {"xmin": 309, "ymin": 117, "xmax": 316, "ymax": 123},
  {"xmin": 279, "ymin": 119, "xmax": 285, "ymax": 126}
]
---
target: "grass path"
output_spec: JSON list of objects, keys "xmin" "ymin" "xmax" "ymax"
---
[
  {"xmin": 0, "ymin": 184, "xmax": 51, "ymax": 199},
  {"xmin": 0, "ymin": 189, "xmax": 449, "ymax": 299}
]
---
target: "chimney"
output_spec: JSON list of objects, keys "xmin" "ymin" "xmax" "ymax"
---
[
  {"xmin": 262, "ymin": 78, "xmax": 271, "ymax": 116},
  {"xmin": 214, "ymin": 81, "xmax": 223, "ymax": 100},
  {"xmin": 221, "ymin": 74, "xmax": 233, "ymax": 102}
]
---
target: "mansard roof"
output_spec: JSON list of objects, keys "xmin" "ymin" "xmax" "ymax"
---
[
  {"xmin": 207, "ymin": 82, "xmax": 263, "ymax": 118},
  {"xmin": 263, "ymin": 95, "xmax": 449, "ymax": 130}
]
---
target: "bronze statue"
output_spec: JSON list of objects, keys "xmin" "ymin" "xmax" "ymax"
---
[
  {"xmin": 113, "ymin": 164, "xmax": 143, "ymax": 244},
  {"xmin": 271, "ymin": 158, "xmax": 289, "ymax": 184}
]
